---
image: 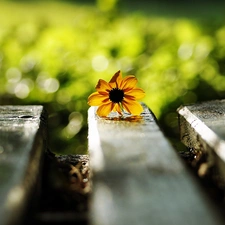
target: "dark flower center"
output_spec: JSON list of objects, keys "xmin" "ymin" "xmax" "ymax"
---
[{"xmin": 109, "ymin": 88, "xmax": 124, "ymax": 103}]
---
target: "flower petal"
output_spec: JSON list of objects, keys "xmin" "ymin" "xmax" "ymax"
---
[
  {"xmin": 109, "ymin": 70, "xmax": 123, "ymax": 88},
  {"xmin": 122, "ymin": 100, "xmax": 144, "ymax": 115},
  {"xmin": 112, "ymin": 103, "xmax": 122, "ymax": 115},
  {"xmin": 88, "ymin": 92, "xmax": 109, "ymax": 106},
  {"xmin": 125, "ymin": 88, "xmax": 145, "ymax": 100},
  {"xmin": 121, "ymin": 75, "xmax": 137, "ymax": 90},
  {"xmin": 96, "ymin": 102, "xmax": 114, "ymax": 117},
  {"xmin": 123, "ymin": 95, "xmax": 135, "ymax": 101},
  {"xmin": 96, "ymin": 79, "xmax": 111, "ymax": 93},
  {"xmin": 109, "ymin": 70, "xmax": 121, "ymax": 83}
]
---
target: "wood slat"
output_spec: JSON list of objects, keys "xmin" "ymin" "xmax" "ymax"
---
[
  {"xmin": 0, "ymin": 105, "xmax": 47, "ymax": 225},
  {"xmin": 178, "ymin": 99, "xmax": 225, "ymax": 182},
  {"xmin": 88, "ymin": 103, "xmax": 225, "ymax": 225}
]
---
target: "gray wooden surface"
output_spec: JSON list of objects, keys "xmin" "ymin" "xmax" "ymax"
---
[
  {"xmin": 178, "ymin": 99, "xmax": 225, "ymax": 182},
  {"xmin": 88, "ymin": 103, "xmax": 225, "ymax": 225},
  {"xmin": 0, "ymin": 105, "xmax": 47, "ymax": 225}
]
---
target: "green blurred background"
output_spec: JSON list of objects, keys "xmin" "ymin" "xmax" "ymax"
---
[{"xmin": 1, "ymin": 0, "xmax": 225, "ymax": 154}]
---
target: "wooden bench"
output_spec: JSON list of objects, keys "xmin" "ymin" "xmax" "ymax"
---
[
  {"xmin": 2, "ymin": 102, "xmax": 225, "ymax": 224},
  {"xmin": 0, "ymin": 106, "xmax": 47, "ymax": 225},
  {"xmin": 88, "ymin": 103, "xmax": 225, "ymax": 225}
]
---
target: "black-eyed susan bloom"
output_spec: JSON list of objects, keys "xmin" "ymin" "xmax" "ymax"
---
[{"xmin": 88, "ymin": 70, "xmax": 145, "ymax": 117}]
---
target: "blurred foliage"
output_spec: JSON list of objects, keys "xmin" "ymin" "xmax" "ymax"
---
[{"xmin": 0, "ymin": 0, "xmax": 225, "ymax": 153}]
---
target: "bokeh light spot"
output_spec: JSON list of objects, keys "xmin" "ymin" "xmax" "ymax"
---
[
  {"xmin": 20, "ymin": 55, "xmax": 37, "ymax": 73},
  {"xmin": 62, "ymin": 112, "xmax": 83, "ymax": 139},
  {"xmin": 56, "ymin": 90, "xmax": 71, "ymax": 105},
  {"xmin": 178, "ymin": 43, "xmax": 193, "ymax": 60},
  {"xmin": 15, "ymin": 82, "xmax": 30, "ymax": 99},
  {"xmin": 92, "ymin": 55, "xmax": 109, "ymax": 72},
  {"xmin": 6, "ymin": 67, "xmax": 21, "ymax": 83},
  {"xmin": 36, "ymin": 73, "xmax": 59, "ymax": 93},
  {"xmin": 44, "ymin": 78, "xmax": 60, "ymax": 93}
]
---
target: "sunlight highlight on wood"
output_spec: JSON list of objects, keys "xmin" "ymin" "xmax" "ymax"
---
[{"xmin": 88, "ymin": 103, "xmax": 224, "ymax": 225}]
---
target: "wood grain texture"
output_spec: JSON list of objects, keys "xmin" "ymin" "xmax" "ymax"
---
[
  {"xmin": 88, "ymin": 103, "xmax": 225, "ymax": 225},
  {"xmin": 0, "ymin": 105, "xmax": 47, "ymax": 225}
]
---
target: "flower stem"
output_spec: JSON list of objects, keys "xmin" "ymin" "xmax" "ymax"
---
[{"xmin": 119, "ymin": 102, "xmax": 125, "ymax": 117}]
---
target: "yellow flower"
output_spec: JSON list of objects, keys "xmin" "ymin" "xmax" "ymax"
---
[{"xmin": 88, "ymin": 70, "xmax": 145, "ymax": 117}]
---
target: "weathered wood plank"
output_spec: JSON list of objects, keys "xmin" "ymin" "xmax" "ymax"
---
[
  {"xmin": 0, "ymin": 105, "xmax": 47, "ymax": 225},
  {"xmin": 178, "ymin": 99, "xmax": 225, "ymax": 181},
  {"xmin": 88, "ymin": 103, "xmax": 225, "ymax": 225}
]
